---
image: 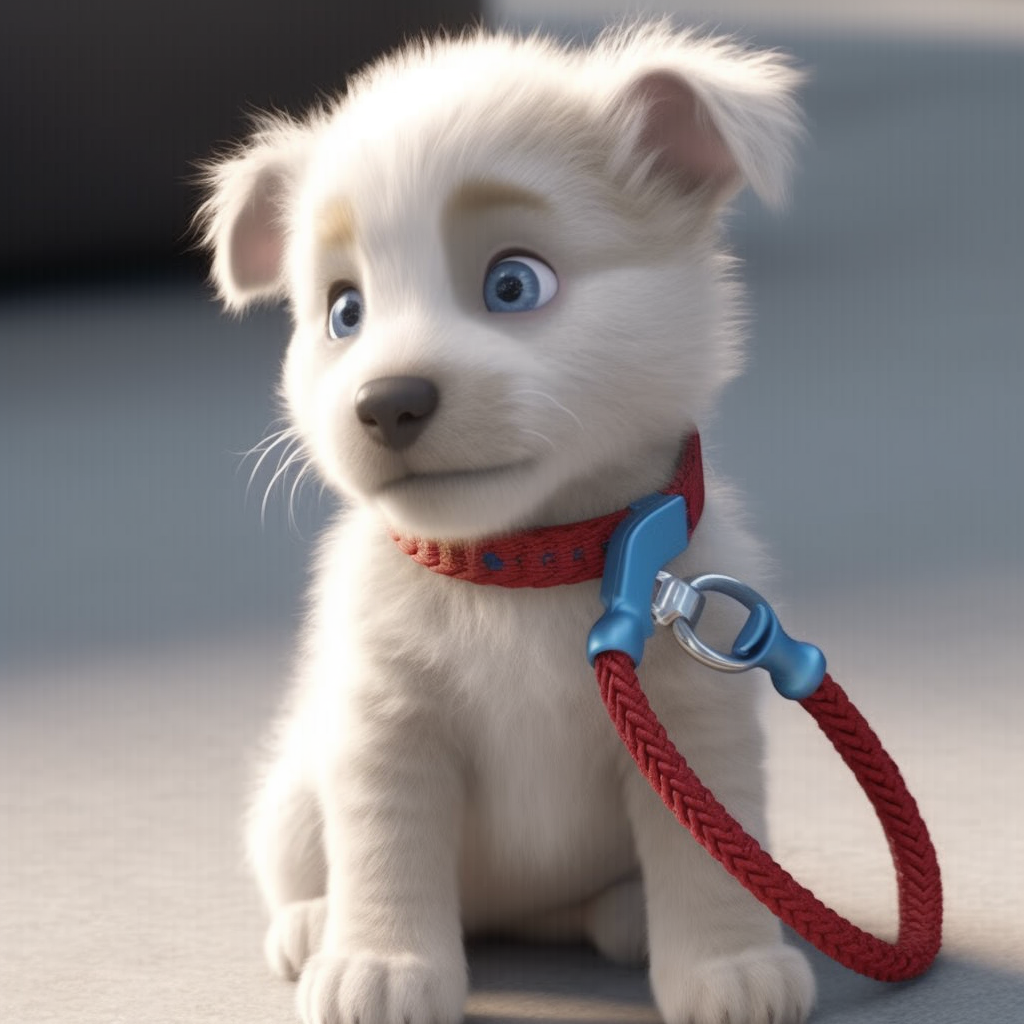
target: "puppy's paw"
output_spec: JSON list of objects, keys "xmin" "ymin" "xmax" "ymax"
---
[
  {"xmin": 297, "ymin": 949, "xmax": 468, "ymax": 1024},
  {"xmin": 653, "ymin": 945, "xmax": 815, "ymax": 1024},
  {"xmin": 264, "ymin": 897, "xmax": 327, "ymax": 981}
]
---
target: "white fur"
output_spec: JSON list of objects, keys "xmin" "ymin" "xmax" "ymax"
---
[{"xmin": 201, "ymin": 22, "xmax": 814, "ymax": 1024}]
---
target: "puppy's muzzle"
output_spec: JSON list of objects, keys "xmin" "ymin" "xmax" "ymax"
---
[{"xmin": 355, "ymin": 376, "xmax": 439, "ymax": 450}]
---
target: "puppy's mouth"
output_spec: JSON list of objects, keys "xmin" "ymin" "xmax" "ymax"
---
[{"xmin": 378, "ymin": 459, "xmax": 534, "ymax": 494}]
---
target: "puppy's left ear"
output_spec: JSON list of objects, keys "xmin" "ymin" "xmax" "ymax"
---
[
  {"xmin": 196, "ymin": 115, "xmax": 312, "ymax": 312},
  {"xmin": 607, "ymin": 32, "xmax": 805, "ymax": 209}
]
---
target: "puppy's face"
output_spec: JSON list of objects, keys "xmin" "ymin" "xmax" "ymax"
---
[
  {"xmin": 281, "ymin": 97, "xmax": 733, "ymax": 540},
  {"xmin": 202, "ymin": 29, "xmax": 802, "ymax": 540}
]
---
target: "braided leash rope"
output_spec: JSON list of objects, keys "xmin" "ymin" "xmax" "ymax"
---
[{"xmin": 594, "ymin": 650, "xmax": 943, "ymax": 981}]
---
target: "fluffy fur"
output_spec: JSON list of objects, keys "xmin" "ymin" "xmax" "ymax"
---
[{"xmin": 200, "ymin": 21, "xmax": 814, "ymax": 1024}]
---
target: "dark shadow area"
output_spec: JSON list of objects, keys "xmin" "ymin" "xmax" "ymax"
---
[
  {"xmin": 1, "ymin": 1, "xmax": 481, "ymax": 283},
  {"xmin": 463, "ymin": 938, "xmax": 1024, "ymax": 1024},
  {"xmin": 468, "ymin": 938, "xmax": 654, "ymax": 1004}
]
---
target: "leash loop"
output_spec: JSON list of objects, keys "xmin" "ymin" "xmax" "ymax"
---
[
  {"xmin": 588, "ymin": 492, "xmax": 943, "ymax": 981},
  {"xmin": 594, "ymin": 652, "xmax": 943, "ymax": 981}
]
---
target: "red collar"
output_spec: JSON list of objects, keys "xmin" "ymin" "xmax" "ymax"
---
[{"xmin": 390, "ymin": 434, "xmax": 703, "ymax": 588}]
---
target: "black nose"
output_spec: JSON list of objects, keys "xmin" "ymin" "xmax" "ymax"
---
[{"xmin": 354, "ymin": 376, "xmax": 440, "ymax": 450}]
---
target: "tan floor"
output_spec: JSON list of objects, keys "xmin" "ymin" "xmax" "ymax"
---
[{"xmin": 3, "ymin": 572, "xmax": 1023, "ymax": 1024}]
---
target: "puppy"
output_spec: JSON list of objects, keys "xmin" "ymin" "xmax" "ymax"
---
[{"xmin": 201, "ymin": 22, "xmax": 814, "ymax": 1024}]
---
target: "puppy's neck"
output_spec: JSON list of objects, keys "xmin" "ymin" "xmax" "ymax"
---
[{"xmin": 523, "ymin": 439, "xmax": 685, "ymax": 531}]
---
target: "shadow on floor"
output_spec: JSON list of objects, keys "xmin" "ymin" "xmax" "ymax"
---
[{"xmin": 464, "ymin": 937, "xmax": 1024, "ymax": 1024}]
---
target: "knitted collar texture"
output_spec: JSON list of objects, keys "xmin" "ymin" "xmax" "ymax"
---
[{"xmin": 390, "ymin": 434, "xmax": 704, "ymax": 588}]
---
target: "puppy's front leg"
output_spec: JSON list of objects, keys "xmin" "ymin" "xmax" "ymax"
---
[
  {"xmin": 298, "ymin": 677, "xmax": 467, "ymax": 1024},
  {"xmin": 624, "ymin": 711, "xmax": 815, "ymax": 1024}
]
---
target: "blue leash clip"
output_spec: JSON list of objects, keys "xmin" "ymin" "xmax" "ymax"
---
[
  {"xmin": 587, "ymin": 492, "xmax": 826, "ymax": 701},
  {"xmin": 587, "ymin": 494, "xmax": 690, "ymax": 668}
]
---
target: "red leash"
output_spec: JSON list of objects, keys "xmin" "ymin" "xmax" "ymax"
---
[
  {"xmin": 392, "ymin": 433, "xmax": 943, "ymax": 980},
  {"xmin": 595, "ymin": 651, "xmax": 942, "ymax": 981}
]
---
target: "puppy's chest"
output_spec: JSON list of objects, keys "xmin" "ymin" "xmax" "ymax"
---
[
  {"xmin": 435, "ymin": 578, "xmax": 611, "ymax": 739},
  {"xmin": 348, "ymin": 532, "xmax": 634, "ymax": 872},
  {"xmin": 438, "ymin": 583, "xmax": 632, "ymax": 868}
]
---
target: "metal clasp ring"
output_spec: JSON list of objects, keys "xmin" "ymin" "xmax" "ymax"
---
[
  {"xmin": 652, "ymin": 571, "xmax": 826, "ymax": 700},
  {"xmin": 653, "ymin": 571, "xmax": 769, "ymax": 672}
]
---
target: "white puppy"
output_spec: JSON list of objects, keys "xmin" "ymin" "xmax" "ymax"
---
[{"xmin": 201, "ymin": 22, "xmax": 815, "ymax": 1024}]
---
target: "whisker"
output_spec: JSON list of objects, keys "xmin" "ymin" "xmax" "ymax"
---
[
  {"xmin": 262, "ymin": 447, "xmax": 308, "ymax": 525},
  {"xmin": 231, "ymin": 418, "xmax": 291, "ymax": 467},
  {"xmin": 521, "ymin": 427, "xmax": 556, "ymax": 452},
  {"xmin": 288, "ymin": 458, "xmax": 316, "ymax": 534},
  {"xmin": 248, "ymin": 434, "xmax": 301, "ymax": 503},
  {"xmin": 234, "ymin": 420, "xmax": 292, "ymax": 464},
  {"xmin": 509, "ymin": 389, "xmax": 585, "ymax": 432},
  {"xmin": 241, "ymin": 426, "xmax": 301, "ymax": 501}
]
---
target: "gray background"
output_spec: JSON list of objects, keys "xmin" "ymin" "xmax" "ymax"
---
[{"xmin": 2, "ymin": 3, "xmax": 1022, "ymax": 1023}]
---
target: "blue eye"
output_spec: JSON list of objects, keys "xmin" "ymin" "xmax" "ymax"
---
[
  {"xmin": 328, "ymin": 287, "xmax": 364, "ymax": 339},
  {"xmin": 483, "ymin": 255, "xmax": 558, "ymax": 313}
]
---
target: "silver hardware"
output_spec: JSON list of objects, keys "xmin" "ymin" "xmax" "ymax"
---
[
  {"xmin": 653, "ymin": 571, "xmax": 771, "ymax": 674},
  {"xmin": 652, "ymin": 570, "xmax": 705, "ymax": 627}
]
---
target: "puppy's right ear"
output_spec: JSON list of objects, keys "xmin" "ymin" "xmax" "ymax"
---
[{"xmin": 197, "ymin": 117, "xmax": 310, "ymax": 312}]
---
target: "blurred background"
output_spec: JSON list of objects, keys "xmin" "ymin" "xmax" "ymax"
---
[{"xmin": 2, "ymin": 3, "xmax": 1022, "ymax": 1023}]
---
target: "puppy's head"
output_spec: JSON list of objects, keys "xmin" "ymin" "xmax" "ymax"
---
[{"xmin": 200, "ymin": 23, "xmax": 802, "ymax": 540}]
